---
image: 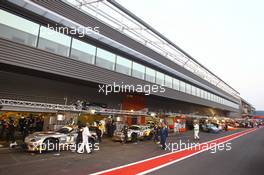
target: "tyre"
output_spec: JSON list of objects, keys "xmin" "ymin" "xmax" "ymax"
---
[
  {"xmin": 42, "ymin": 138, "xmax": 59, "ymax": 152},
  {"xmin": 131, "ymin": 133, "xmax": 138, "ymax": 142},
  {"xmin": 146, "ymin": 133, "xmax": 153, "ymax": 140},
  {"xmin": 89, "ymin": 137, "xmax": 96, "ymax": 150}
]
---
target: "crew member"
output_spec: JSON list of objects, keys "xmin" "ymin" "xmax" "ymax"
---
[
  {"xmin": 77, "ymin": 123, "xmax": 92, "ymax": 154},
  {"xmin": 122, "ymin": 125, "xmax": 128, "ymax": 144},
  {"xmin": 153, "ymin": 124, "xmax": 159, "ymax": 143},
  {"xmin": 193, "ymin": 121, "xmax": 200, "ymax": 140},
  {"xmin": 159, "ymin": 123, "xmax": 168, "ymax": 150},
  {"xmin": 7, "ymin": 119, "xmax": 17, "ymax": 148}
]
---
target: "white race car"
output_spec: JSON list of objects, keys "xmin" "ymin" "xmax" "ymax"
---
[
  {"xmin": 24, "ymin": 125, "xmax": 97, "ymax": 152},
  {"xmin": 112, "ymin": 125, "xmax": 152, "ymax": 142}
]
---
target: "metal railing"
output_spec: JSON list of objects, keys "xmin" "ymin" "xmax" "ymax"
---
[
  {"xmin": 0, "ymin": 98, "xmax": 222, "ymax": 118},
  {"xmin": 0, "ymin": 98, "xmax": 148, "ymax": 115},
  {"xmin": 0, "ymin": 98, "xmax": 78, "ymax": 112}
]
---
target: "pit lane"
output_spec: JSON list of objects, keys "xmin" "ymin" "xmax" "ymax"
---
[{"xmin": 0, "ymin": 129, "xmax": 248, "ymax": 175}]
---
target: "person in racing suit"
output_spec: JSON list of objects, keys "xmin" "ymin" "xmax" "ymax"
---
[{"xmin": 77, "ymin": 123, "xmax": 92, "ymax": 154}]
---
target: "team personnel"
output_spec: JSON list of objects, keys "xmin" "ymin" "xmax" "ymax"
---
[
  {"xmin": 159, "ymin": 123, "xmax": 168, "ymax": 150},
  {"xmin": 77, "ymin": 123, "xmax": 92, "ymax": 154},
  {"xmin": 122, "ymin": 125, "xmax": 128, "ymax": 144},
  {"xmin": 193, "ymin": 121, "xmax": 200, "ymax": 140}
]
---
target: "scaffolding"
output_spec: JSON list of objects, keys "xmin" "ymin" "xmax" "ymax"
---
[
  {"xmin": 0, "ymin": 99, "xmax": 148, "ymax": 115},
  {"xmin": 0, "ymin": 98, "xmax": 78, "ymax": 112},
  {"xmin": 0, "ymin": 99, "xmax": 225, "ymax": 118}
]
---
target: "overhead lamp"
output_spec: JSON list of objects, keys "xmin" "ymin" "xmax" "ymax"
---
[
  {"xmin": 150, "ymin": 112, "xmax": 156, "ymax": 117},
  {"xmin": 57, "ymin": 114, "xmax": 64, "ymax": 121}
]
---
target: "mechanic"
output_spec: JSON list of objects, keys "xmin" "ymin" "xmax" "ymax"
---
[
  {"xmin": 7, "ymin": 119, "xmax": 17, "ymax": 148},
  {"xmin": 122, "ymin": 125, "xmax": 128, "ymax": 144},
  {"xmin": 174, "ymin": 120, "xmax": 180, "ymax": 135},
  {"xmin": 96, "ymin": 124, "xmax": 102, "ymax": 143},
  {"xmin": 75, "ymin": 123, "xmax": 83, "ymax": 151},
  {"xmin": 193, "ymin": 121, "xmax": 200, "ymax": 140},
  {"xmin": 0, "ymin": 117, "xmax": 7, "ymax": 140},
  {"xmin": 22, "ymin": 118, "xmax": 29, "ymax": 142},
  {"xmin": 98, "ymin": 122, "xmax": 104, "ymax": 140},
  {"xmin": 153, "ymin": 124, "xmax": 159, "ymax": 144},
  {"xmin": 77, "ymin": 123, "xmax": 92, "ymax": 154}
]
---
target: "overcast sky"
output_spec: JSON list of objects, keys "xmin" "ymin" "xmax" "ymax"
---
[{"xmin": 117, "ymin": 0, "xmax": 264, "ymax": 110}]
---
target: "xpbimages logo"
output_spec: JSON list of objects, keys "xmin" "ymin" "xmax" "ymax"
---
[
  {"xmin": 47, "ymin": 24, "xmax": 99, "ymax": 37},
  {"xmin": 98, "ymin": 82, "xmax": 166, "ymax": 95},
  {"xmin": 165, "ymin": 140, "xmax": 232, "ymax": 154}
]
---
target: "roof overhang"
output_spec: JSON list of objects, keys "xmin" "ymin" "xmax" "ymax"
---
[{"xmin": 7, "ymin": 0, "xmax": 239, "ymax": 104}]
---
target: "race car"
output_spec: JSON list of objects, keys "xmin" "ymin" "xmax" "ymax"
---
[
  {"xmin": 141, "ymin": 125, "xmax": 154, "ymax": 140},
  {"xmin": 201, "ymin": 124, "xmax": 221, "ymax": 133},
  {"xmin": 112, "ymin": 125, "xmax": 152, "ymax": 142},
  {"xmin": 24, "ymin": 125, "xmax": 97, "ymax": 152}
]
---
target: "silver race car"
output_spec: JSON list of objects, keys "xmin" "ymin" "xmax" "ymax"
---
[{"xmin": 24, "ymin": 125, "xmax": 97, "ymax": 152}]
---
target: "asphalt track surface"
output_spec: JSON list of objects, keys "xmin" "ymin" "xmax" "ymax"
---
[
  {"xmin": 0, "ymin": 128, "xmax": 262, "ymax": 175},
  {"xmin": 151, "ymin": 127, "xmax": 264, "ymax": 175}
]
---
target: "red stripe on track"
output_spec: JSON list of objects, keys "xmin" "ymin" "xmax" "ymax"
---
[{"xmin": 92, "ymin": 128, "xmax": 256, "ymax": 175}]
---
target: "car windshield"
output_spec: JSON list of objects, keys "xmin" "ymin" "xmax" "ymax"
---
[
  {"xmin": 57, "ymin": 127, "xmax": 72, "ymax": 134},
  {"xmin": 208, "ymin": 124, "xmax": 217, "ymax": 128},
  {"xmin": 129, "ymin": 126, "xmax": 140, "ymax": 130},
  {"xmin": 141, "ymin": 126, "xmax": 148, "ymax": 130}
]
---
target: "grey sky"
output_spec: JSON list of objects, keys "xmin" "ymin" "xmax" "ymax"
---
[{"xmin": 117, "ymin": 0, "xmax": 264, "ymax": 110}]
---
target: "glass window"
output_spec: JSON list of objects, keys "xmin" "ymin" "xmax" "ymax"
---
[
  {"xmin": 115, "ymin": 56, "xmax": 132, "ymax": 75},
  {"xmin": 156, "ymin": 71, "xmax": 165, "ymax": 86},
  {"xmin": 132, "ymin": 62, "xmax": 145, "ymax": 80},
  {"xmin": 207, "ymin": 92, "xmax": 211, "ymax": 100},
  {"xmin": 210, "ymin": 93, "xmax": 214, "ymax": 101},
  {"xmin": 38, "ymin": 26, "xmax": 71, "ymax": 57},
  {"xmin": 0, "ymin": 9, "xmax": 39, "ymax": 47},
  {"xmin": 197, "ymin": 88, "xmax": 201, "ymax": 97},
  {"xmin": 95, "ymin": 48, "xmax": 116, "ymax": 71},
  {"xmin": 145, "ymin": 67, "xmax": 156, "ymax": 83},
  {"xmin": 191, "ymin": 86, "xmax": 196, "ymax": 96},
  {"xmin": 207, "ymin": 92, "xmax": 210, "ymax": 100},
  {"xmin": 165, "ymin": 75, "xmax": 173, "ymax": 88},
  {"xmin": 200, "ymin": 89, "xmax": 204, "ymax": 98},
  {"xmin": 173, "ymin": 78, "xmax": 180, "ymax": 91},
  {"xmin": 70, "ymin": 38, "xmax": 96, "ymax": 64},
  {"xmin": 201, "ymin": 90, "xmax": 206, "ymax": 99},
  {"xmin": 186, "ymin": 84, "xmax": 191, "ymax": 94},
  {"xmin": 209, "ymin": 93, "xmax": 212, "ymax": 101},
  {"xmin": 179, "ymin": 81, "xmax": 186, "ymax": 92}
]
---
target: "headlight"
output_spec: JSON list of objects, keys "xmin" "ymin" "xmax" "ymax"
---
[{"xmin": 60, "ymin": 137, "xmax": 66, "ymax": 141}]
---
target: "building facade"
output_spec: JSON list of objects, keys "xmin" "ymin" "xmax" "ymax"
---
[{"xmin": 0, "ymin": 0, "xmax": 250, "ymax": 117}]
